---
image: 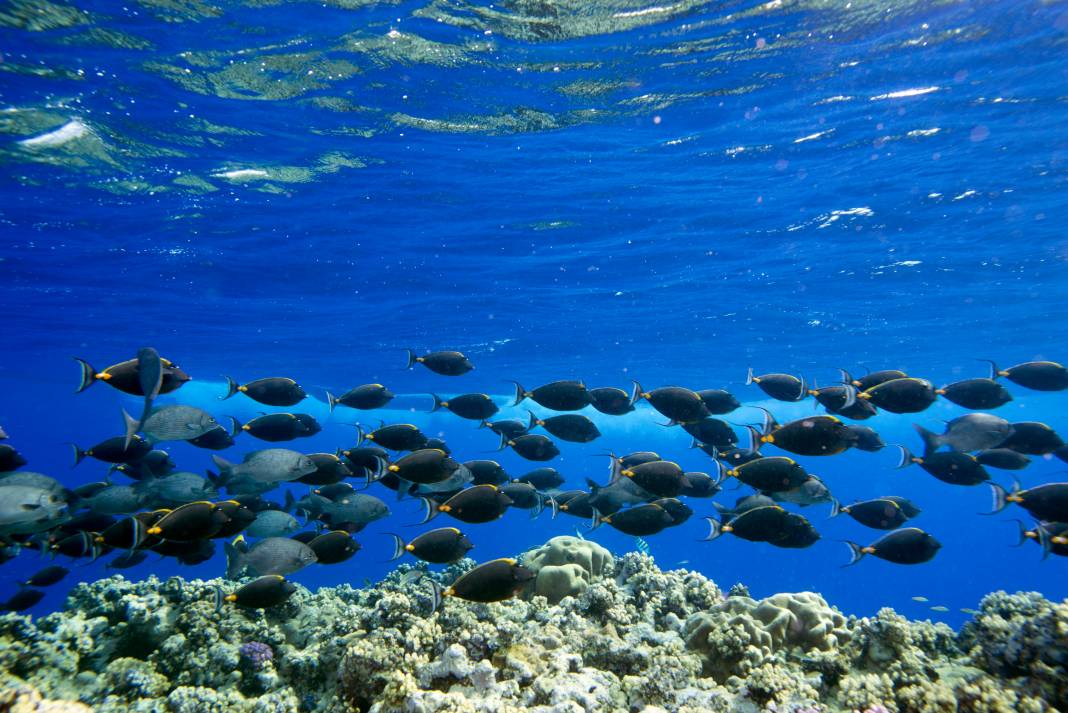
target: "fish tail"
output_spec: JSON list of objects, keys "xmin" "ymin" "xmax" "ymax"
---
[
  {"xmin": 914, "ymin": 424, "xmax": 941, "ymax": 456},
  {"xmin": 548, "ymin": 496, "xmax": 559, "ymax": 519},
  {"xmin": 1010, "ymin": 519, "xmax": 1029, "ymax": 547},
  {"xmin": 284, "ymin": 490, "xmax": 295, "ymax": 513},
  {"xmin": 496, "ymin": 433, "xmax": 509, "ymax": 452},
  {"xmin": 418, "ymin": 498, "xmax": 439, "ymax": 525},
  {"xmin": 838, "ymin": 368, "xmax": 853, "ymax": 385},
  {"xmin": 700, "ymin": 517, "xmax": 722, "ymax": 541},
  {"xmin": 629, "ymin": 380, "xmax": 644, "ymax": 406},
  {"xmin": 210, "ymin": 455, "xmax": 234, "ymax": 483},
  {"xmin": 843, "ymin": 541, "xmax": 865, "ymax": 566},
  {"xmin": 223, "ymin": 536, "xmax": 247, "ymax": 579},
  {"xmin": 213, "ymin": 586, "xmax": 224, "ymax": 612},
  {"xmin": 710, "ymin": 460, "xmax": 727, "ymax": 488},
  {"xmin": 70, "ymin": 443, "xmax": 87, "ymax": 467},
  {"xmin": 367, "ymin": 457, "xmax": 387, "ymax": 486},
  {"xmin": 589, "ymin": 509, "xmax": 604, "ymax": 531},
  {"xmin": 74, "ymin": 358, "xmax": 97, "ymax": 393},
  {"xmin": 355, "ymin": 424, "xmax": 366, "ymax": 447},
  {"xmin": 429, "ymin": 394, "xmax": 444, "ymax": 413},
  {"xmin": 530, "ymin": 492, "xmax": 544, "ymax": 519},
  {"xmin": 326, "ymin": 391, "xmax": 337, "ymax": 413},
  {"xmin": 510, "ymin": 381, "xmax": 526, "ymax": 407},
  {"xmin": 1036, "ymin": 523, "xmax": 1053, "ymax": 560},
  {"xmin": 221, "ymin": 376, "xmax": 239, "ymax": 400},
  {"xmin": 387, "ymin": 534, "xmax": 406, "ymax": 561},
  {"xmin": 841, "ymin": 384, "xmax": 857, "ymax": 410},
  {"xmin": 405, "ymin": 349, "xmax": 417, "ymax": 370},
  {"xmin": 227, "ymin": 416, "xmax": 242, "ymax": 438},
  {"xmin": 745, "ymin": 367, "xmax": 755, "ymax": 386},
  {"xmin": 746, "ymin": 425, "xmax": 763, "ymax": 452},
  {"xmin": 121, "ymin": 409, "xmax": 140, "ymax": 451},
  {"xmin": 829, "ymin": 498, "xmax": 842, "ymax": 518},
  {"xmin": 427, "ymin": 579, "xmax": 443, "ymax": 615},
  {"xmin": 893, "ymin": 445, "xmax": 914, "ymax": 469},
  {"xmin": 987, "ymin": 482, "xmax": 1009, "ymax": 514},
  {"xmin": 793, "ymin": 374, "xmax": 807, "ymax": 401},
  {"xmin": 977, "ymin": 358, "xmax": 1000, "ymax": 380},
  {"xmin": 526, "ymin": 410, "xmax": 538, "ymax": 432},
  {"xmin": 478, "ymin": 420, "xmax": 489, "ymax": 430}
]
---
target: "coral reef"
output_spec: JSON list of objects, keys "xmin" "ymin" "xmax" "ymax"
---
[{"xmin": 0, "ymin": 546, "xmax": 1064, "ymax": 713}]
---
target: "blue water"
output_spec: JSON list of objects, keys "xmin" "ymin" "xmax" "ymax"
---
[{"xmin": 3, "ymin": 0, "xmax": 1068, "ymax": 627}]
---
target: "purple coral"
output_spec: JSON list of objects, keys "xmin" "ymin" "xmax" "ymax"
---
[{"xmin": 239, "ymin": 641, "xmax": 274, "ymax": 670}]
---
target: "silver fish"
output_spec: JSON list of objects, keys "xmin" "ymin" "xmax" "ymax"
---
[
  {"xmin": 0, "ymin": 485, "xmax": 69, "ymax": 539},
  {"xmin": 587, "ymin": 474, "xmax": 651, "ymax": 513},
  {"xmin": 915, "ymin": 413, "xmax": 1014, "ymax": 454},
  {"xmin": 0, "ymin": 471, "xmax": 68, "ymax": 496},
  {"xmin": 411, "ymin": 465, "xmax": 473, "ymax": 497},
  {"xmin": 320, "ymin": 493, "xmax": 389, "ymax": 528},
  {"xmin": 224, "ymin": 536, "xmax": 317, "ymax": 578},
  {"xmin": 246, "ymin": 510, "xmax": 301, "ymax": 538},
  {"xmin": 768, "ymin": 475, "xmax": 832, "ymax": 506},
  {"xmin": 135, "ymin": 472, "xmax": 217, "ymax": 506},
  {"xmin": 212, "ymin": 449, "xmax": 316, "ymax": 484},
  {"xmin": 126, "ymin": 405, "xmax": 219, "ymax": 444},
  {"xmin": 80, "ymin": 484, "xmax": 146, "ymax": 515}
]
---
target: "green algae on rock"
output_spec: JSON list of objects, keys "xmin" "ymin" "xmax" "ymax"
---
[{"xmin": 0, "ymin": 552, "xmax": 1064, "ymax": 712}]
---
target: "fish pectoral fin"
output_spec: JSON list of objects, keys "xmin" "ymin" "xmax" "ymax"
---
[{"xmin": 20, "ymin": 503, "xmax": 42, "ymax": 511}]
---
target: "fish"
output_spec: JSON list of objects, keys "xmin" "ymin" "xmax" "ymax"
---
[
  {"xmin": 420, "ymin": 484, "xmax": 512, "ymax": 524},
  {"xmin": 630, "ymin": 382, "xmax": 710, "ymax": 424},
  {"xmin": 479, "ymin": 419, "xmax": 529, "ymax": 439},
  {"xmin": 432, "ymin": 558, "xmax": 534, "ymax": 608},
  {"xmin": 619, "ymin": 460, "xmax": 690, "ymax": 498},
  {"xmin": 587, "ymin": 387, "xmax": 635, "ymax": 415},
  {"xmin": 0, "ymin": 426, "xmax": 6, "ymax": 439},
  {"xmin": 526, "ymin": 412, "xmax": 601, "ymax": 443},
  {"xmin": 914, "ymin": 414, "xmax": 1013, "ymax": 455},
  {"xmin": 974, "ymin": 448, "xmax": 1031, "ymax": 471},
  {"xmin": 930, "ymin": 606, "xmax": 949, "ymax": 612},
  {"xmin": 682, "ymin": 419, "xmax": 738, "ymax": 450},
  {"xmin": 357, "ymin": 423, "xmax": 428, "ymax": 451},
  {"xmin": 224, "ymin": 535, "xmax": 317, "ymax": 578},
  {"xmin": 430, "ymin": 393, "xmax": 499, "ymax": 421},
  {"xmin": 651, "ymin": 497, "xmax": 693, "ymax": 525},
  {"xmin": 844, "ymin": 528, "xmax": 941, "ymax": 566},
  {"xmin": 106, "ymin": 550, "xmax": 149, "ymax": 570},
  {"xmin": 127, "ymin": 347, "xmax": 164, "ymax": 448},
  {"xmin": 153, "ymin": 538, "xmax": 216, "ymax": 565},
  {"xmin": 222, "ymin": 376, "xmax": 306, "ymax": 406},
  {"xmin": 498, "ymin": 434, "xmax": 559, "ymax": 462},
  {"xmin": 911, "ymin": 596, "xmax": 929, "ymax": 602},
  {"xmin": 715, "ymin": 447, "xmax": 764, "ymax": 467},
  {"xmin": 212, "ymin": 449, "xmax": 317, "ymax": 484},
  {"xmin": 749, "ymin": 409, "xmax": 856, "ymax": 456},
  {"xmin": 514, "ymin": 467, "xmax": 564, "ymax": 490},
  {"xmin": 512, "ymin": 380, "xmax": 591, "ymax": 411},
  {"xmin": 702, "ymin": 505, "xmax": 793, "ymax": 543},
  {"xmin": 553, "ymin": 491, "xmax": 595, "ymax": 519},
  {"xmin": 586, "ymin": 475, "xmax": 651, "ymax": 515},
  {"xmin": 461, "ymin": 460, "xmax": 508, "ymax": 487},
  {"xmin": 315, "ymin": 493, "xmax": 390, "ymax": 530},
  {"xmin": 721, "ymin": 456, "xmax": 811, "ymax": 492},
  {"xmin": 74, "ymin": 355, "xmax": 190, "ymax": 396},
  {"xmin": 895, "ymin": 446, "xmax": 990, "ymax": 486},
  {"xmin": 695, "ymin": 389, "xmax": 741, "ymax": 415},
  {"xmin": 846, "ymin": 425, "xmax": 885, "ymax": 452},
  {"xmin": 219, "ymin": 575, "xmax": 297, "ymax": 609},
  {"xmin": 326, "ymin": 384, "xmax": 394, "ymax": 411},
  {"xmin": 769, "ymin": 475, "xmax": 831, "ymax": 507},
  {"xmin": 830, "ymin": 497, "xmax": 912, "ymax": 530},
  {"xmin": 1, "ymin": 588, "xmax": 45, "ymax": 612},
  {"xmin": 187, "ymin": 422, "xmax": 239, "ymax": 451},
  {"xmin": 313, "ymin": 483, "xmax": 356, "ymax": 501},
  {"xmin": 998, "ymin": 422, "xmax": 1065, "ymax": 455},
  {"xmin": 307, "ymin": 530, "xmax": 360, "ymax": 564},
  {"xmin": 125, "ymin": 404, "xmax": 219, "ymax": 445},
  {"xmin": 236, "ymin": 413, "xmax": 320, "ymax": 442},
  {"xmin": 1014, "ymin": 520, "xmax": 1068, "ymax": 559},
  {"xmin": 387, "ymin": 449, "xmax": 461, "ymax": 485},
  {"xmin": 807, "ymin": 384, "xmax": 858, "ymax": 413},
  {"xmin": 0, "ymin": 485, "xmax": 69, "ymax": 540},
  {"xmin": 147, "ymin": 501, "xmax": 231, "ymax": 541},
  {"xmin": 857, "ymin": 378, "xmax": 937, "ymax": 414},
  {"xmin": 983, "ymin": 359, "xmax": 1068, "ymax": 392},
  {"xmin": 112, "ymin": 450, "xmax": 175, "ymax": 480},
  {"xmin": 634, "ymin": 537, "xmax": 650, "ymax": 555},
  {"xmin": 771, "ymin": 512, "xmax": 820, "ymax": 549},
  {"xmin": 745, "ymin": 369, "xmax": 806, "ymax": 402},
  {"xmin": 989, "ymin": 481, "xmax": 1068, "ymax": 522},
  {"xmin": 20, "ymin": 565, "xmax": 69, "ymax": 588},
  {"xmin": 71, "ymin": 436, "xmax": 152, "ymax": 467},
  {"xmin": 406, "ymin": 349, "xmax": 474, "ymax": 376},
  {"xmin": 936, "ymin": 378, "xmax": 1013, "ymax": 410},
  {"xmin": 389, "ymin": 527, "xmax": 473, "ymax": 564},
  {"xmin": 679, "ymin": 472, "xmax": 720, "ymax": 498},
  {"xmin": 840, "ymin": 368, "xmax": 908, "ymax": 392},
  {"xmin": 592, "ymin": 503, "xmax": 675, "ymax": 536},
  {"xmin": 50, "ymin": 531, "xmax": 105, "ymax": 560},
  {"xmin": 297, "ymin": 453, "xmax": 354, "ymax": 486},
  {"xmin": 78, "ymin": 484, "xmax": 148, "ymax": 515},
  {"xmin": 0, "ymin": 445, "xmax": 28, "ymax": 472},
  {"xmin": 247, "ymin": 509, "xmax": 302, "ymax": 538},
  {"xmin": 499, "ymin": 482, "xmax": 543, "ymax": 515}
]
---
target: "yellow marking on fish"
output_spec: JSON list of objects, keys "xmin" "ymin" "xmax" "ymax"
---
[
  {"xmin": 406, "ymin": 544, "xmax": 415, "ymax": 552},
  {"xmin": 97, "ymin": 372, "xmax": 111, "ymax": 381},
  {"xmin": 238, "ymin": 385, "xmax": 247, "ymax": 392}
]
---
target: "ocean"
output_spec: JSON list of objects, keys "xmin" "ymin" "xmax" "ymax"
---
[{"xmin": 2, "ymin": 0, "xmax": 1068, "ymax": 706}]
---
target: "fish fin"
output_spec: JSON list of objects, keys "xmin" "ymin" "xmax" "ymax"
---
[
  {"xmin": 427, "ymin": 579, "xmax": 443, "ymax": 615},
  {"xmin": 355, "ymin": 424, "xmax": 366, "ymax": 447},
  {"xmin": 837, "ymin": 368, "xmax": 853, "ymax": 385},
  {"xmin": 137, "ymin": 346, "xmax": 163, "ymax": 402},
  {"xmin": 496, "ymin": 433, "xmax": 509, "ymax": 452},
  {"xmin": 893, "ymin": 446, "xmax": 914, "ymax": 469},
  {"xmin": 700, "ymin": 517, "xmax": 722, "ymax": 541},
  {"xmin": 405, "ymin": 349, "xmax": 417, "ymax": 370},
  {"xmin": 510, "ymin": 381, "xmax": 526, "ymax": 407},
  {"xmin": 914, "ymin": 424, "xmax": 941, "ymax": 457},
  {"xmin": 326, "ymin": 391, "xmax": 337, "ymax": 413},
  {"xmin": 985, "ymin": 482, "xmax": 1010, "ymax": 515},
  {"xmin": 829, "ymin": 498, "xmax": 842, "ymax": 518},
  {"xmin": 222, "ymin": 375, "xmax": 241, "ymax": 400},
  {"xmin": 793, "ymin": 375, "xmax": 807, "ymax": 401},
  {"xmin": 429, "ymin": 394, "xmax": 444, "ymax": 413},
  {"xmin": 746, "ymin": 426, "xmax": 763, "ymax": 452},
  {"xmin": 211, "ymin": 455, "xmax": 234, "ymax": 479},
  {"xmin": 711, "ymin": 502, "xmax": 727, "ymax": 514},
  {"xmin": 284, "ymin": 490, "xmax": 295, "ymax": 514},
  {"xmin": 74, "ymin": 358, "xmax": 97, "ymax": 393},
  {"xmin": 548, "ymin": 497, "xmax": 559, "ymax": 519},
  {"xmin": 526, "ymin": 410, "xmax": 538, "ymax": 432},
  {"xmin": 387, "ymin": 534, "xmax": 406, "ymax": 561},
  {"xmin": 1010, "ymin": 519, "xmax": 1029, "ymax": 547},
  {"xmin": 841, "ymin": 384, "xmax": 857, "ymax": 410},
  {"xmin": 629, "ymin": 380, "xmax": 644, "ymax": 406},
  {"xmin": 843, "ymin": 541, "xmax": 865, "ymax": 567},
  {"xmin": 418, "ymin": 498, "xmax": 439, "ymax": 525},
  {"xmin": 213, "ymin": 586, "xmax": 224, "ymax": 612},
  {"xmin": 977, "ymin": 358, "xmax": 999, "ymax": 380},
  {"xmin": 530, "ymin": 492, "xmax": 544, "ymax": 519},
  {"xmin": 745, "ymin": 367, "xmax": 755, "ymax": 386},
  {"xmin": 585, "ymin": 477, "xmax": 601, "ymax": 496},
  {"xmin": 589, "ymin": 509, "xmax": 604, "ymax": 531},
  {"xmin": 223, "ymin": 539, "xmax": 245, "ymax": 580},
  {"xmin": 70, "ymin": 443, "xmax": 87, "ymax": 468},
  {"xmin": 1036, "ymin": 523, "xmax": 1053, "ymax": 560},
  {"xmin": 121, "ymin": 409, "xmax": 140, "ymax": 451},
  {"xmin": 396, "ymin": 479, "xmax": 412, "ymax": 501}
]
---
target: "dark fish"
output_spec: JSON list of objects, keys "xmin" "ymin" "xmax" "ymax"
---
[
  {"xmin": 97, "ymin": 514, "xmax": 155, "ymax": 550},
  {"xmin": 238, "ymin": 413, "xmax": 319, "ymax": 442},
  {"xmin": 79, "ymin": 484, "xmax": 147, "ymax": 515},
  {"xmin": 914, "ymin": 414, "xmax": 1013, "ymax": 455},
  {"xmin": 51, "ymin": 531, "xmax": 105, "ymax": 560},
  {"xmin": 224, "ymin": 535, "xmax": 317, "ymax": 578},
  {"xmin": 652, "ymin": 498, "xmax": 693, "ymax": 525},
  {"xmin": 389, "ymin": 527, "xmax": 473, "ymax": 563},
  {"xmin": 147, "ymin": 501, "xmax": 230, "ymax": 541},
  {"xmin": 20, "ymin": 565, "xmax": 69, "ymax": 588},
  {"xmin": 750, "ymin": 410, "xmax": 855, "ymax": 456},
  {"xmin": 0, "ymin": 445, "xmax": 27, "ymax": 471},
  {"xmin": 113, "ymin": 449, "xmax": 175, "ymax": 480},
  {"xmin": 857, "ymin": 378, "xmax": 937, "ymax": 414},
  {"xmin": 159, "ymin": 538, "xmax": 216, "ymax": 565},
  {"xmin": 1056, "ymin": 445, "xmax": 1068, "ymax": 465},
  {"xmin": 840, "ymin": 368, "xmax": 908, "ymax": 392},
  {"xmin": 1014, "ymin": 521, "xmax": 1068, "ymax": 559},
  {"xmin": 721, "ymin": 456, "xmax": 810, "ymax": 492},
  {"xmin": 588, "ymin": 387, "xmax": 635, "ymax": 415},
  {"xmin": 437, "ymin": 558, "xmax": 534, "ymax": 605},
  {"xmin": 682, "ymin": 418, "xmax": 738, "ymax": 450},
  {"xmin": 480, "ymin": 419, "xmax": 529, "ymax": 439},
  {"xmin": 989, "ymin": 481, "xmax": 1068, "ymax": 521},
  {"xmin": 128, "ymin": 347, "xmax": 164, "ymax": 449},
  {"xmin": 711, "ymin": 495, "xmax": 775, "ymax": 520},
  {"xmin": 895, "ymin": 446, "xmax": 990, "ymax": 486},
  {"xmin": 340, "ymin": 445, "xmax": 390, "ymax": 472},
  {"xmin": 807, "ymin": 384, "xmax": 857, "ymax": 413},
  {"xmin": 221, "ymin": 575, "xmax": 297, "ymax": 609},
  {"xmin": 223, "ymin": 376, "xmax": 306, "ymax": 406},
  {"xmin": 593, "ymin": 503, "xmax": 674, "ymax": 536},
  {"xmin": 771, "ymin": 512, "xmax": 820, "ymax": 548},
  {"xmin": 406, "ymin": 349, "xmax": 474, "ymax": 376},
  {"xmin": 630, "ymin": 382, "xmax": 709, "ymax": 423},
  {"xmin": 213, "ymin": 500, "xmax": 256, "ymax": 538},
  {"xmin": 586, "ymin": 476, "xmax": 646, "ymax": 515},
  {"xmin": 298, "ymin": 453, "xmax": 353, "ymax": 486},
  {"xmin": 74, "ymin": 356, "xmax": 189, "ymax": 395},
  {"xmin": 527, "ymin": 412, "xmax": 600, "ymax": 443},
  {"xmin": 553, "ymin": 491, "xmax": 595, "ymax": 518},
  {"xmin": 715, "ymin": 447, "xmax": 764, "ymax": 467},
  {"xmin": 500, "ymin": 482, "xmax": 543, "ymax": 513},
  {"xmin": 881, "ymin": 496, "xmax": 922, "ymax": 519},
  {"xmin": 696, "ymin": 389, "xmax": 740, "ymax": 415},
  {"xmin": 313, "ymin": 483, "xmax": 355, "ymax": 502},
  {"xmin": 702, "ymin": 505, "xmax": 792, "ymax": 543},
  {"xmin": 984, "ymin": 359, "xmax": 1068, "ymax": 392},
  {"xmin": 515, "ymin": 468, "xmax": 564, "ymax": 490},
  {"xmin": 830, "ymin": 498, "xmax": 912, "ymax": 530},
  {"xmin": 499, "ymin": 434, "xmax": 559, "ymax": 462},
  {"xmin": 768, "ymin": 475, "xmax": 831, "ymax": 507},
  {"xmin": 107, "ymin": 550, "xmax": 149, "ymax": 570},
  {"xmin": 1, "ymin": 588, "xmax": 45, "ymax": 612},
  {"xmin": 430, "ymin": 393, "xmax": 498, "ymax": 421},
  {"xmin": 425, "ymin": 437, "xmax": 451, "ymax": 454},
  {"xmin": 619, "ymin": 460, "xmax": 689, "ymax": 498},
  {"xmin": 421, "ymin": 484, "xmax": 512, "ymax": 524},
  {"xmin": 55, "ymin": 513, "xmax": 116, "ymax": 537},
  {"xmin": 832, "ymin": 398, "xmax": 879, "ymax": 421},
  {"xmin": 464, "ymin": 460, "xmax": 509, "ymax": 486},
  {"xmin": 307, "ymin": 530, "xmax": 360, "ymax": 564},
  {"xmin": 936, "ymin": 378, "xmax": 1012, "ymax": 410},
  {"xmin": 999, "ymin": 422, "xmax": 1065, "ymax": 455},
  {"xmin": 845, "ymin": 528, "xmax": 941, "ymax": 565},
  {"xmin": 71, "ymin": 436, "xmax": 151, "ymax": 466},
  {"xmin": 187, "ymin": 422, "xmax": 239, "ymax": 451},
  {"xmin": 745, "ymin": 369, "xmax": 806, "ymax": 402},
  {"xmin": 357, "ymin": 423, "xmax": 428, "ymax": 451},
  {"xmin": 679, "ymin": 471, "xmax": 720, "ymax": 498},
  {"xmin": 975, "ymin": 448, "xmax": 1031, "ymax": 471},
  {"xmin": 388, "ymin": 449, "xmax": 460, "ymax": 485},
  {"xmin": 327, "ymin": 384, "xmax": 394, "ymax": 412},
  {"xmin": 846, "ymin": 426, "xmax": 885, "ymax": 452},
  {"xmin": 512, "ymin": 380, "xmax": 590, "ymax": 411},
  {"xmin": 291, "ymin": 531, "xmax": 318, "ymax": 544},
  {"xmin": 615, "ymin": 452, "xmax": 662, "ymax": 469}
]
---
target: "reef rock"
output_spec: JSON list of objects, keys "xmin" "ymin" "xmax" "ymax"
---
[{"xmin": 521, "ymin": 535, "xmax": 612, "ymax": 604}]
